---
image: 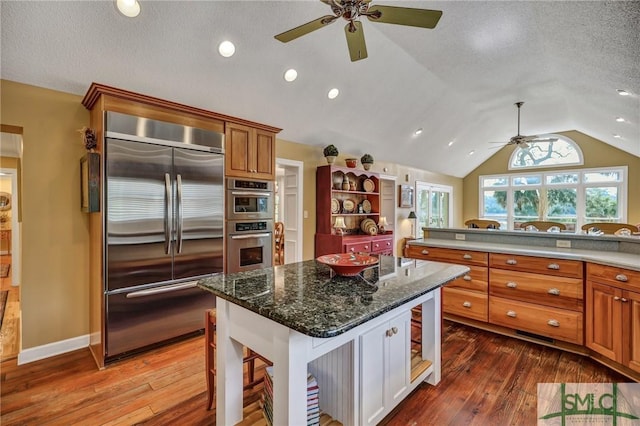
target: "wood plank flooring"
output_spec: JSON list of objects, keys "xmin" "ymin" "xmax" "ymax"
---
[{"xmin": 0, "ymin": 321, "xmax": 626, "ymax": 426}]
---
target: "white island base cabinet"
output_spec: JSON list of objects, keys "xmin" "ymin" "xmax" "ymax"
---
[{"xmin": 215, "ymin": 289, "xmax": 442, "ymax": 426}]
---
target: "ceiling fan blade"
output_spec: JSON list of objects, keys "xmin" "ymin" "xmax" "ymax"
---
[
  {"xmin": 365, "ymin": 5, "xmax": 442, "ymax": 29},
  {"xmin": 345, "ymin": 21, "xmax": 368, "ymax": 62},
  {"xmin": 274, "ymin": 15, "xmax": 338, "ymax": 43},
  {"xmin": 531, "ymin": 137, "xmax": 559, "ymax": 142}
]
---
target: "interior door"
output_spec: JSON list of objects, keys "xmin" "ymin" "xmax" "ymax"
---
[
  {"xmin": 106, "ymin": 139, "xmax": 173, "ymax": 291},
  {"xmin": 173, "ymin": 148, "xmax": 224, "ymax": 279},
  {"xmin": 282, "ymin": 166, "xmax": 299, "ymax": 264}
]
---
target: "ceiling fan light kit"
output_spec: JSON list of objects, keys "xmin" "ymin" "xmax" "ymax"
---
[{"xmin": 274, "ymin": 0, "xmax": 442, "ymax": 62}]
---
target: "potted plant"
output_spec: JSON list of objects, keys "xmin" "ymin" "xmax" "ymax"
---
[
  {"xmin": 323, "ymin": 144, "xmax": 339, "ymax": 164},
  {"xmin": 361, "ymin": 153, "xmax": 374, "ymax": 171}
]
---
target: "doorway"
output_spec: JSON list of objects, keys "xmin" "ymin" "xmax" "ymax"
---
[
  {"xmin": 275, "ymin": 158, "xmax": 303, "ymax": 264},
  {"xmin": 0, "ymin": 127, "xmax": 23, "ymax": 361}
]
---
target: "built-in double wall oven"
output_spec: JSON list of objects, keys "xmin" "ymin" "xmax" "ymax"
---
[{"xmin": 226, "ymin": 178, "xmax": 274, "ymax": 273}]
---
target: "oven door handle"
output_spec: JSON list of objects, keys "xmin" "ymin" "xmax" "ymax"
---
[
  {"xmin": 231, "ymin": 191, "xmax": 271, "ymax": 197},
  {"xmin": 230, "ymin": 233, "xmax": 271, "ymax": 240}
]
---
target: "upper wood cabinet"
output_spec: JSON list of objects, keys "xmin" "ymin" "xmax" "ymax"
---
[{"xmin": 225, "ymin": 123, "xmax": 275, "ymax": 180}]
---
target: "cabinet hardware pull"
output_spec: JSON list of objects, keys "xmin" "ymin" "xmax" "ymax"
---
[
  {"xmin": 621, "ymin": 298, "xmax": 628, "ymax": 303},
  {"xmin": 375, "ymin": 244, "xmax": 379, "ymax": 248},
  {"xmin": 615, "ymin": 274, "xmax": 628, "ymax": 282},
  {"xmin": 614, "ymin": 296, "xmax": 621, "ymax": 301},
  {"xmin": 365, "ymin": 245, "xmax": 369, "ymax": 250},
  {"xmin": 386, "ymin": 242, "xmax": 391, "ymax": 246},
  {"xmin": 386, "ymin": 329, "xmax": 393, "ymax": 337},
  {"xmin": 506, "ymin": 259, "xmax": 518, "ymax": 265},
  {"xmin": 507, "ymin": 282, "xmax": 517, "ymax": 289},
  {"xmin": 463, "ymin": 275, "xmax": 472, "ymax": 281},
  {"xmin": 547, "ymin": 263, "xmax": 560, "ymax": 270},
  {"xmin": 548, "ymin": 288, "xmax": 560, "ymax": 296},
  {"xmin": 463, "ymin": 254, "xmax": 472, "ymax": 260},
  {"xmin": 392, "ymin": 327, "xmax": 398, "ymax": 335},
  {"xmin": 350, "ymin": 248, "xmax": 355, "ymax": 252},
  {"xmin": 421, "ymin": 250, "xmax": 429, "ymax": 255},
  {"xmin": 462, "ymin": 301, "xmax": 472, "ymax": 308},
  {"xmin": 547, "ymin": 319, "xmax": 560, "ymax": 327},
  {"xmin": 506, "ymin": 310, "xmax": 517, "ymax": 318}
]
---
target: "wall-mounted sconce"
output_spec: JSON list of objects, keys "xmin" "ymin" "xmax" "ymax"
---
[{"xmin": 408, "ymin": 211, "xmax": 417, "ymax": 238}]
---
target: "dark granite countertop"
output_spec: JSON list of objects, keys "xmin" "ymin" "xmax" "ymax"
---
[{"xmin": 198, "ymin": 255, "xmax": 469, "ymax": 338}]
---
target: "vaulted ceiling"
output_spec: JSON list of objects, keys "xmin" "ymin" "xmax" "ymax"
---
[{"xmin": 1, "ymin": 1, "xmax": 638, "ymax": 177}]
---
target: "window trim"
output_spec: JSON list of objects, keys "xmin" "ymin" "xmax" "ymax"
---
[
  {"xmin": 479, "ymin": 166, "xmax": 628, "ymax": 231},
  {"xmin": 508, "ymin": 134, "xmax": 584, "ymax": 170}
]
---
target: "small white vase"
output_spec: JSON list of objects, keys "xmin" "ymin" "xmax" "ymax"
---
[
  {"xmin": 363, "ymin": 163, "xmax": 372, "ymax": 171},
  {"xmin": 325, "ymin": 156, "xmax": 336, "ymax": 164}
]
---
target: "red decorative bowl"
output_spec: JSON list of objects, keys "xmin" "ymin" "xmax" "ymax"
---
[
  {"xmin": 316, "ymin": 253, "xmax": 379, "ymax": 276},
  {"xmin": 345, "ymin": 158, "xmax": 357, "ymax": 168}
]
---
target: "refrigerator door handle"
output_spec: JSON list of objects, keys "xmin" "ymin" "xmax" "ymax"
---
[
  {"xmin": 125, "ymin": 281, "xmax": 198, "ymax": 298},
  {"xmin": 176, "ymin": 174, "xmax": 184, "ymax": 254},
  {"xmin": 164, "ymin": 173, "xmax": 172, "ymax": 255}
]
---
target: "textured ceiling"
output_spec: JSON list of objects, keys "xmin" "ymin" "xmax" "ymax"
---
[{"xmin": 1, "ymin": 1, "xmax": 638, "ymax": 177}]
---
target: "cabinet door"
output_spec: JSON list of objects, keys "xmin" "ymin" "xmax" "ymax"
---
[
  {"xmin": 586, "ymin": 281, "xmax": 621, "ymax": 360},
  {"xmin": 254, "ymin": 129, "xmax": 275, "ymax": 179},
  {"xmin": 360, "ymin": 321, "xmax": 387, "ymax": 426},
  {"xmin": 623, "ymin": 290, "xmax": 640, "ymax": 373},
  {"xmin": 387, "ymin": 311, "xmax": 411, "ymax": 406},
  {"xmin": 225, "ymin": 123, "xmax": 252, "ymax": 178}
]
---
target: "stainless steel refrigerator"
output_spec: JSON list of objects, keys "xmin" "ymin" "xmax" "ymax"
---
[{"xmin": 104, "ymin": 112, "xmax": 224, "ymax": 359}]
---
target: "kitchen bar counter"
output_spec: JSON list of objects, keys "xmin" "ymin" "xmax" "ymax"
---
[
  {"xmin": 198, "ymin": 256, "xmax": 469, "ymax": 425},
  {"xmin": 408, "ymin": 238, "xmax": 640, "ymax": 271}
]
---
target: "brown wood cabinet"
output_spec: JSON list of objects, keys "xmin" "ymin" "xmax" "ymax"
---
[
  {"xmin": 586, "ymin": 263, "xmax": 640, "ymax": 374},
  {"xmin": 488, "ymin": 253, "xmax": 583, "ymax": 345},
  {"xmin": 225, "ymin": 123, "xmax": 275, "ymax": 180},
  {"xmin": 406, "ymin": 245, "xmax": 489, "ymax": 322},
  {"xmin": 315, "ymin": 165, "xmax": 390, "ymax": 257}
]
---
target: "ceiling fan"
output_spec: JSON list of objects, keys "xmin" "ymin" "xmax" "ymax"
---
[
  {"xmin": 490, "ymin": 101, "xmax": 557, "ymax": 149},
  {"xmin": 274, "ymin": 0, "xmax": 442, "ymax": 62}
]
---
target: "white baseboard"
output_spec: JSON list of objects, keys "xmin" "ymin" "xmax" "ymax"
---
[{"xmin": 17, "ymin": 334, "xmax": 89, "ymax": 365}]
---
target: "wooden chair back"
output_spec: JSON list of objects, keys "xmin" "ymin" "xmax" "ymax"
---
[
  {"xmin": 581, "ymin": 222, "xmax": 639, "ymax": 235},
  {"xmin": 464, "ymin": 219, "xmax": 501, "ymax": 229},
  {"xmin": 274, "ymin": 221, "xmax": 285, "ymax": 265},
  {"xmin": 519, "ymin": 221, "xmax": 567, "ymax": 232}
]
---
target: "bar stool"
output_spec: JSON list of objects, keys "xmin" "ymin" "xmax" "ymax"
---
[{"xmin": 205, "ymin": 309, "xmax": 272, "ymax": 410}]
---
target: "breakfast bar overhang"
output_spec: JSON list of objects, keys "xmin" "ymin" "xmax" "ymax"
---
[{"xmin": 198, "ymin": 256, "xmax": 469, "ymax": 425}]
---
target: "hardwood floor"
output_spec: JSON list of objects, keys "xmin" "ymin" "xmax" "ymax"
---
[
  {"xmin": 0, "ymin": 254, "xmax": 20, "ymax": 361},
  {"xmin": 0, "ymin": 321, "xmax": 626, "ymax": 426}
]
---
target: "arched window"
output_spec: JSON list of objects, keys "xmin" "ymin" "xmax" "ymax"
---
[{"xmin": 509, "ymin": 134, "xmax": 583, "ymax": 170}]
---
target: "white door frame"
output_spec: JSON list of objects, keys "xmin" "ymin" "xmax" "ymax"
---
[
  {"xmin": 0, "ymin": 167, "xmax": 20, "ymax": 286},
  {"xmin": 275, "ymin": 158, "xmax": 303, "ymax": 263}
]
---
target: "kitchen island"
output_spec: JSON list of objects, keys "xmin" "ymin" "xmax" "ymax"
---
[{"xmin": 198, "ymin": 255, "xmax": 469, "ymax": 425}]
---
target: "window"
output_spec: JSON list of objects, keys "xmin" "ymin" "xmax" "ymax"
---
[
  {"xmin": 479, "ymin": 167, "xmax": 627, "ymax": 231},
  {"xmin": 509, "ymin": 135, "xmax": 583, "ymax": 170},
  {"xmin": 415, "ymin": 182, "xmax": 453, "ymax": 231}
]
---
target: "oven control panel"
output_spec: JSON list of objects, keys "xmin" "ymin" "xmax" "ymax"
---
[{"xmin": 232, "ymin": 221, "xmax": 271, "ymax": 233}]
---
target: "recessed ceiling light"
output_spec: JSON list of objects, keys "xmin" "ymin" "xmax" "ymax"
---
[
  {"xmin": 327, "ymin": 88, "xmax": 339, "ymax": 99},
  {"xmin": 218, "ymin": 41, "xmax": 236, "ymax": 58},
  {"xmin": 468, "ymin": 150, "xmax": 475, "ymax": 156},
  {"xmin": 414, "ymin": 128, "xmax": 423, "ymax": 136},
  {"xmin": 617, "ymin": 89, "xmax": 630, "ymax": 96},
  {"xmin": 283, "ymin": 69, "xmax": 298, "ymax": 82},
  {"xmin": 615, "ymin": 117, "xmax": 625, "ymax": 122},
  {"xmin": 448, "ymin": 140, "xmax": 455, "ymax": 147},
  {"xmin": 613, "ymin": 134, "xmax": 622, "ymax": 138},
  {"xmin": 116, "ymin": 0, "xmax": 140, "ymax": 17}
]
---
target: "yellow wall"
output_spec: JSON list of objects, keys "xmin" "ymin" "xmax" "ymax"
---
[
  {"xmin": 463, "ymin": 130, "xmax": 640, "ymax": 225},
  {"xmin": 1, "ymin": 79, "xmax": 462, "ymax": 350},
  {"xmin": 1, "ymin": 80, "xmax": 90, "ymax": 348}
]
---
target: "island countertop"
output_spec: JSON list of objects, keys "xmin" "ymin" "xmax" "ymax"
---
[{"xmin": 198, "ymin": 255, "xmax": 469, "ymax": 338}]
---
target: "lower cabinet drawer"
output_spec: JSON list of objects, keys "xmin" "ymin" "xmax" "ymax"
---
[
  {"xmin": 447, "ymin": 266, "xmax": 488, "ymax": 292},
  {"xmin": 489, "ymin": 296, "xmax": 583, "ymax": 344},
  {"xmin": 443, "ymin": 287, "xmax": 488, "ymax": 322},
  {"xmin": 490, "ymin": 268, "xmax": 583, "ymax": 311},
  {"xmin": 371, "ymin": 237, "xmax": 393, "ymax": 254},
  {"xmin": 344, "ymin": 241, "xmax": 371, "ymax": 253}
]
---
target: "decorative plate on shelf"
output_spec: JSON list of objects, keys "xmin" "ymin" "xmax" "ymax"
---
[
  {"xmin": 331, "ymin": 198, "xmax": 340, "ymax": 214},
  {"xmin": 361, "ymin": 199, "xmax": 371, "ymax": 214},
  {"xmin": 363, "ymin": 179, "xmax": 375, "ymax": 193},
  {"xmin": 342, "ymin": 199, "xmax": 355, "ymax": 213}
]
